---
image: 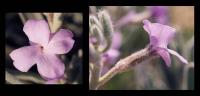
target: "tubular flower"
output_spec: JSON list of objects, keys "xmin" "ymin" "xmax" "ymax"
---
[{"xmin": 143, "ymin": 20, "xmax": 188, "ymax": 66}]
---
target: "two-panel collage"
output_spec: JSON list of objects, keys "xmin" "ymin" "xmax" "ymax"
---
[{"xmin": 5, "ymin": 6, "xmax": 194, "ymax": 91}]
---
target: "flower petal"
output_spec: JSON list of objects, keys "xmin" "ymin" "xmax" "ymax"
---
[
  {"xmin": 143, "ymin": 20, "xmax": 152, "ymax": 35},
  {"xmin": 44, "ymin": 29, "xmax": 74, "ymax": 54},
  {"xmin": 9, "ymin": 46, "xmax": 39, "ymax": 72},
  {"xmin": 158, "ymin": 26, "xmax": 176, "ymax": 48},
  {"xmin": 143, "ymin": 20, "xmax": 175, "ymax": 48},
  {"xmin": 167, "ymin": 49, "xmax": 188, "ymax": 64},
  {"xmin": 102, "ymin": 49, "xmax": 120, "ymax": 64},
  {"xmin": 23, "ymin": 20, "xmax": 50, "ymax": 46},
  {"xmin": 36, "ymin": 53, "xmax": 65, "ymax": 80},
  {"xmin": 156, "ymin": 48, "xmax": 171, "ymax": 66}
]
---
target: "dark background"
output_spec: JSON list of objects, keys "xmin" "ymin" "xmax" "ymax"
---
[{"xmin": 0, "ymin": 0, "xmax": 199, "ymax": 96}]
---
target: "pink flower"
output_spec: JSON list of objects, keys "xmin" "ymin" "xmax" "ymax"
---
[
  {"xmin": 143, "ymin": 20, "xmax": 188, "ymax": 66},
  {"xmin": 102, "ymin": 31, "xmax": 122, "ymax": 64},
  {"xmin": 102, "ymin": 49, "xmax": 120, "ymax": 65},
  {"xmin": 9, "ymin": 20, "xmax": 74, "ymax": 80},
  {"xmin": 147, "ymin": 6, "xmax": 169, "ymax": 24},
  {"xmin": 115, "ymin": 11, "xmax": 136, "ymax": 29}
]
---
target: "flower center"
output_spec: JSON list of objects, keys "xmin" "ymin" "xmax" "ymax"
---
[
  {"xmin": 39, "ymin": 46, "xmax": 45, "ymax": 53},
  {"xmin": 40, "ymin": 46, "xmax": 44, "ymax": 50}
]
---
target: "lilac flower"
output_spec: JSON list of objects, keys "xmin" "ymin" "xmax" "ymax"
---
[
  {"xmin": 143, "ymin": 20, "xmax": 188, "ymax": 66},
  {"xmin": 147, "ymin": 6, "xmax": 169, "ymax": 24},
  {"xmin": 115, "ymin": 11, "xmax": 136, "ymax": 29},
  {"xmin": 102, "ymin": 31, "xmax": 122, "ymax": 65},
  {"xmin": 102, "ymin": 49, "xmax": 120, "ymax": 65},
  {"xmin": 9, "ymin": 20, "xmax": 74, "ymax": 80}
]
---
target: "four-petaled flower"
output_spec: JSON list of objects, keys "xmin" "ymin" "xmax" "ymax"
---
[
  {"xmin": 9, "ymin": 20, "xmax": 74, "ymax": 80},
  {"xmin": 143, "ymin": 20, "xmax": 188, "ymax": 66}
]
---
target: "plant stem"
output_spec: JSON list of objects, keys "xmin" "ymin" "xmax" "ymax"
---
[
  {"xmin": 6, "ymin": 71, "xmax": 24, "ymax": 84},
  {"xmin": 89, "ymin": 63, "xmax": 100, "ymax": 89},
  {"xmin": 97, "ymin": 47, "xmax": 157, "ymax": 89}
]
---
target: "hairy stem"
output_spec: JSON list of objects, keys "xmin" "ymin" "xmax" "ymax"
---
[
  {"xmin": 89, "ymin": 63, "xmax": 100, "ymax": 89},
  {"xmin": 89, "ymin": 44, "xmax": 101, "ymax": 89},
  {"xmin": 97, "ymin": 47, "xmax": 157, "ymax": 89}
]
